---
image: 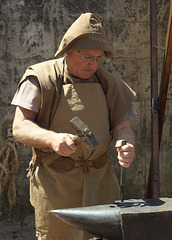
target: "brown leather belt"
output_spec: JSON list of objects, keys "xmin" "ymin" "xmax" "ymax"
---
[
  {"xmin": 49, "ymin": 153, "xmax": 108, "ymax": 173},
  {"xmin": 27, "ymin": 148, "xmax": 108, "ymax": 175}
]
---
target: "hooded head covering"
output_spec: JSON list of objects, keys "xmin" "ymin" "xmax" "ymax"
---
[{"xmin": 54, "ymin": 13, "xmax": 114, "ymax": 58}]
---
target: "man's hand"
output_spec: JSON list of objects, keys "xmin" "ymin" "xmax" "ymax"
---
[
  {"xmin": 113, "ymin": 119, "xmax": 135, "ymax": 168},
  {"xmin": 115, "ymin": 140, "xmax": 135, "ymax": 168},
  {"xmin": 51, "ymin": 133, "xmax": 77, "ymax": 156}
]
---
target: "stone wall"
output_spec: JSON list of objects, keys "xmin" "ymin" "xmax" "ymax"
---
[{"xmin": 0, "ymin": 0, "xmax": 171, "ymax": 230}]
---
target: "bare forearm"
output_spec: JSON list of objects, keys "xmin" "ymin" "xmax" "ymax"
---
[
  {"xmin": 13, "ymin": 119, "xmax": 56, "ymax": 149},
  {"xmin": 12, "ymin": 106, "xmax": 77, "ymax": 156},
  {"xmin": 13, "ymin": 118, "xmax": 77, "ymax": 156},
  {"xmin": 114, "ymin": 125, "xmax": 135, "ymax": 146}
]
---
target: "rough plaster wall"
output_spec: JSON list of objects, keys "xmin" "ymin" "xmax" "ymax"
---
[{"xmin": 0, "ymin": 0, "xmax": 171, "ymax": 230}]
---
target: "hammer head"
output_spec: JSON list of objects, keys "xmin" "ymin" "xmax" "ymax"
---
[{"xmin": 70, "ymin": 116, "xmax": 98, "ymax": 151}]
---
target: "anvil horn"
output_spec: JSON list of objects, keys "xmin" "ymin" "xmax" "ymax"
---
[
  {"xmin": 51, "ymin": 204, "xmax": 122, "ymax": 240},
  {"xmin": 51, "ymin": 198, "xmax": 172, "ymax": 240}
]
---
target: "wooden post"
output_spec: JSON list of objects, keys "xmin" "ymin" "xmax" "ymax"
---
[
  {"xmin": 159, "ymin": 0, "xmax": 172, "ymax": 146},
  {"xmin": 149, "ymin": 0, "xmax": 160, "ymax": 198}
]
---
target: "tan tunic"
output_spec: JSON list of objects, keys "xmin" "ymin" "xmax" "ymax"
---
[
  {"xmin": 31, "ymin": 74, "xmax": 120, "ymax": 240},
  {"xmin": 15, "ymin": 59, "xmax": 135, "ymax": 240}
]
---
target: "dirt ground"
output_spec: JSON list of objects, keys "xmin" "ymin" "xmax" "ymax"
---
[{"xmin": 0, "ymin": 227, "xmax": 36, "ymax": 240}]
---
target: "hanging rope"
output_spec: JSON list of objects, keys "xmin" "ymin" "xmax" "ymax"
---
[{"xmin": 0, "ymin": 138, "xmax": 20, "ymax": 213}]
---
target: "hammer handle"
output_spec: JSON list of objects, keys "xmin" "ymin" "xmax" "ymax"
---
[
  {"xmin": 72, "ymin": 135, "xmax": 81, "ymax": 146},
  {"xmin": 120, "ymin": 140, "xmax": 127, "ymax": 202}
]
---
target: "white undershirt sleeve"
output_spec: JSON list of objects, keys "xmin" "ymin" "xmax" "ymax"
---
[{"xmin": 11, "ymin": 76, "xmax": 41, "ymax": 113}]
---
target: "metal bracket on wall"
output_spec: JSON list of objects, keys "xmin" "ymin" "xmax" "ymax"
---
[
  {"xmin": 154, "ymin": 45, "xmax": 165, "ymax": 51},
  {"xmin": 7, "ymin": 127, "xmax": 13, "ymax": 138},
  {"xmin": 151, "ymin": 98, "xmax": 159, "ymax": 113}
]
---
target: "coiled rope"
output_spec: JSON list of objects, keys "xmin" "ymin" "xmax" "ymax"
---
[{"xmin": 0, "ymin": 138, "xmax": 20, "ymax": 214}]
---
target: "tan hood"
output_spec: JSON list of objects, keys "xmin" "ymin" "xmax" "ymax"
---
[{"xmin": 55, "ymin": 13, "xmax": 114, "ymax": 58}]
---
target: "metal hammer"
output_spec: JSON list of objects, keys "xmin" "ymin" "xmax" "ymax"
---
[{"xmin": 70, "ymin": 116, "xmax": 98, "ymax": 151}]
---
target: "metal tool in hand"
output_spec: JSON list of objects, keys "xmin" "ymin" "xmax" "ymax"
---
[
  {"xmin": 120, "ymin": 139, "xmax": 127, "ymax": 202},
  {"xmin": 70, "ymin": 116, "xmax": 98, "ymax": 151}
]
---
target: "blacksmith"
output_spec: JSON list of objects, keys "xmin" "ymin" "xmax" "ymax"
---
[{"xmin": 12, "ymin": 13, "xmax": 136, "ymax": 240}]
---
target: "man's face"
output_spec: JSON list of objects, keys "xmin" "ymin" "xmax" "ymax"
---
[{"xmin": 66, "ymin": 49, "xmax": 104, "ymax": 79}]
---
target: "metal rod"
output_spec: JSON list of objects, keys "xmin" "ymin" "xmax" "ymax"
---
[
  {"xmin": 120, "ymin": 140, "xmax": 127, "ymax": 202},
  {"xmin": 154, "ymin": 45, "xmax": 165, "ymax": 50}
]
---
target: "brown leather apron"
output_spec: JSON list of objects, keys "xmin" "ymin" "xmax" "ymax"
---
[{"xmin": 30, "ymin": 81, "xmax": 120, "ymax": 240}]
